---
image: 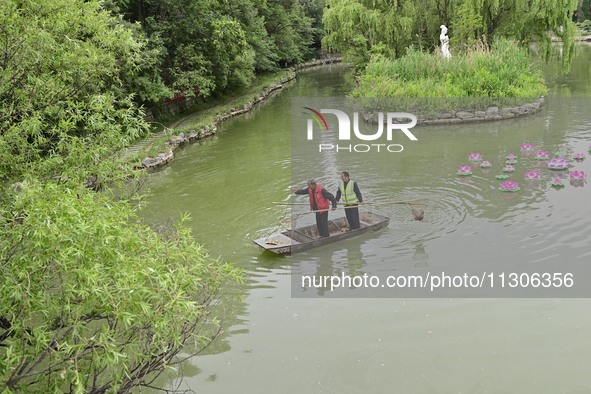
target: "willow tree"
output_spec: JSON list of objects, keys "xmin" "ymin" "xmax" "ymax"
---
[
  {"xmin": 322, "ymin": 0, "xmax": 416, "ymax": 68},
  {"xmin": 440, "ymin": 0, "xmax": 578, "ymax": 61},
  {"xmin": 323, "ymin": 0, "xmax": 578, "ymax": 66}
]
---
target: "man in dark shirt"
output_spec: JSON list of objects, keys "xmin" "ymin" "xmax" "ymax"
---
[
  {"xmin": 335, "ymin": 171, "xmax": 363, "ymax": 229},
  {"xmin": 293, "ymin": 179, "xmax": 337, "ymax": 237}
]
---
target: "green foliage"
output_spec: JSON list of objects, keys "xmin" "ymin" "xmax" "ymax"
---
[
  {"xmin": 0, "ymin": 1, "xmax": 241, "ymax": 391},
  {"xmin": 108, "ymin": 0, "xmax": 323, "ymax": 102},
  {"xmin": 0, "ymin": 0, "xmax": 150, "ymax": 184},
  {"xmin": 576, "ymin": 19, "xmax": 591, "ymax": 34},
  {"xmin": 353, "ymin": 39, "xmax": 548, "ymax": 100},
  {"xmin": 209, "ymin": 17, "xmax": 255, "ymax": 91},
  {"xmin": 323, "ymin": 0, "xmax": 416, "ymax": 69},
  {"xmin": 304, "ymin": 0, "xmax": 328, "ymax": 48},
  {"xmin": 228, "ymin": 0, "xmax": 280, "ymax": 72},
  {"xmin": 446, "ymin": 0, "xmax": 578, "ymax": 65},
  {"xmin": 0, "ymin": 181, "xmax": 239, "ymax": 393},
  {"xmin": 323, "ymin": 0, "xmax": 578, "ymax": 68},
  {"xmin": 582, "ymin": 0, "xmax": 591, "ymax": 20},
  {"xmin": 451, "ymin": 1, "xmax": 484, "ymax": 49},
  {"xmin": 116, "ymin": 21, "xmax": 171, "ymax": 105},
  {"xmin": 262, "ymin": 0, "xmax": 316, "ymax": 65}
]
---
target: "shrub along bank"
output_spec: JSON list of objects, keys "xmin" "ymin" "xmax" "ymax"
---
[
  {"xmin": 351, "ymin": 39, "xmax": 548, "ymax": 115},
  {"xmin": 353, "ymin": 39, "xmax": 548, "ymax": 100},
  {"xmin": 0, "ymin": 1, "xmax": 240, "ymax": 392}
]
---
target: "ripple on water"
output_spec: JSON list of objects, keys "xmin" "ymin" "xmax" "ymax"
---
[
  {"xmin": 375, "ymin": 187, "xmax": 469, "ymax": 246},
  {"xmin": 512, "ymin": 205, "xmax": 591, "ymax": 263}
]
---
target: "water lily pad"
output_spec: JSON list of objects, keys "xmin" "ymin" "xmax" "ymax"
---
[{"xmin": 498, "ymin": 187, "xmax": 521, "ymax": 192}]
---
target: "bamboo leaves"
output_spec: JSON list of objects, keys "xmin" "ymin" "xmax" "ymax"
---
[
  {"xmin": 0, "ymin": 1, "xmax": 242, "ymax": 391},
  {"xmin": 1, "ymin": 181, "xmax": 241, "ymax": 392}
]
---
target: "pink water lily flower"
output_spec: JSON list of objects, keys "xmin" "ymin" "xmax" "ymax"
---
[
  {"xmin": 534, "ymin": 150, "xmax": 549, "ymax": 160},
  {"xmin": 457, "ymin": 165, "xmax": 472, "ymax": 176},
  {"xmin": 499, "ymin": 180, "xmax": 520, "ymax": 192},
  {"xmin": 569, "ymin": 170, "xmax": 586, "ymax": 180},
  {"xmin": 468, "ymin": 152, "xmax": 483, "ymax": 161},
  {"xmin": 520, "ymin": 143, "xmax": 534, "ymax": 151},
  {"xmin": 524, "ymin": 170, "xmax": 541, "ymax": 180},
  {"xmin": 479, "ymin": 161, "xmax": 492, "ymax": 168},
  {"xmin": 547, "ymin": 157, "xmax": 570, "ymax": 170},
  {"xmin": 573, "ymin": 153, "xmax": 585, "ymax": 161},
  {"xmin": 503, "ymin": 165, "xmax": 516, "ymax": 172}
]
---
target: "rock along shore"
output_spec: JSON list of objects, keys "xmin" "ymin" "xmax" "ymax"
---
[
  {"xmin": 139, "ymin": 57, "xmax": 343, "ymax": 170},
  {"xmin": 363, "ymin": 97, "xmax": 545, "ymax": 125}
]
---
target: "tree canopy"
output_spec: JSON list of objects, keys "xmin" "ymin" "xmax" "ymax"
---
[
  {"xmin": 1, "ymin": 1, "xmax": 239, "ymax": 391},
  {"xmin": 323, "ymin": 0, "xmax": 578, "ymax": 69},
  {"xmin": 104, "ymin": 0, "xmax": 326, "ymax": 106},
  {"xmin": 0, "ymin": 0, "xmax": 148, "ymax": 184}
]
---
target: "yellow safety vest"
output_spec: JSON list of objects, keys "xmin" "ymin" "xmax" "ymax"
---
[{"xmin": 339, "ymin": 180, "xmax": 359, "ymax": 205}]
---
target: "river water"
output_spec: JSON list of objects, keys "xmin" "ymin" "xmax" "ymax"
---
[{"xmin": 141, "ymin": 46, "xmax": 591, "ymax": 392}]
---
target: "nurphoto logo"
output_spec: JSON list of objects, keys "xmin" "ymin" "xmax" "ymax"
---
[{"xmin": 303, "ymin": 107, "xmax": 418, "ymax": 153}]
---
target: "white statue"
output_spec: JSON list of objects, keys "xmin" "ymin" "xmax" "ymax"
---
[{"xmin": 440, "ymin": 25, "xmax": 451, "ymax": 59}]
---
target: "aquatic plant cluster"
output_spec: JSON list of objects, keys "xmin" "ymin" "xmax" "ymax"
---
[{"xmin": 456, "ymin": 143, "xmax": 589, "ymax": 191}]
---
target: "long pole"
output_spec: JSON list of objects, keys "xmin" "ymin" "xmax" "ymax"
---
[
  {"xmin": 272, "ymin": 200, "xmax": 424, "ymax": 206},
  {"xmin": 293, "ymin": 204, "xmax": 427, "ymax": 215},
  {"xmin": 292, "ymin": 206, "xmax": 361, "ymax": 214}
]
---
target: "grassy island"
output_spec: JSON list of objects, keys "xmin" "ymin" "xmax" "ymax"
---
[{"xmin": 352, "ymin": 40, "xmax": 548, "ymax": 99}]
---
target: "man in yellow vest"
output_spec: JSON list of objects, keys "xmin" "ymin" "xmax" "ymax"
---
[{"xmin": 335, "ymin": 171, "xmax": 363, "ymax": 230}]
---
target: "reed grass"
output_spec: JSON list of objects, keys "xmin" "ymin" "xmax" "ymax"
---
[{"xmin": 353, "ymin": 39, "xmax": 547, "ymax": 100}]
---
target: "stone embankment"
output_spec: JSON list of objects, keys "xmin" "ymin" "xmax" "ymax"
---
[
  {"xmin": 363, "ymin": 97, "xmax": 545, "ymax": 125},
  {"xmin": 139, "ymin": 57, "xmax": 342, "ymax": 170}
]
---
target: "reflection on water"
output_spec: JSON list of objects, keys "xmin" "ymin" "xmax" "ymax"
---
[{"xmin": 141, "ymin": 49, "xmax": 591, "ymax": 392}]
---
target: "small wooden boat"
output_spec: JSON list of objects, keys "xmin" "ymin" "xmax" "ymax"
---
[{"xmin": 253, "ymin": 211, "xmax": 389, "ymax": 255}]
